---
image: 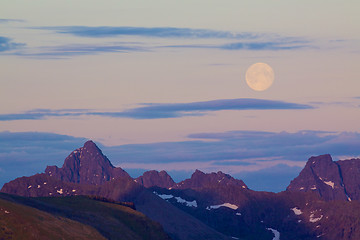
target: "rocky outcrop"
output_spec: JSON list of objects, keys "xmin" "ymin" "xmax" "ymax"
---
[
  {"xmin": 174, "ymin": 169, "xmax": 248, "ymax": 190},
  {"xmin": 287, "ymin": 154, "xmax": 360, "ymax": 201},
  {"xmin": 135, "ymin": 170, "xmax": 175, "ymax": 189}
]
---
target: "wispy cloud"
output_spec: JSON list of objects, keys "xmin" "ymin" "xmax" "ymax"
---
[
  {"xmin": 0, "ymin": 98, "xmax": 313, "ymax": 121},
  {"xmin": 0, "ymin": 19, "xmax": 25, "ymax": 23},
  {"xmin": 34, "ymin": 26, "xmax": 261, "ymax": 39},
  {"xmin": 0, "ymin": 36, "xmax": 25, "ymax": 52},
  {"xmin": 107, "ymin": 130, "xmax": 360, "ymax": 164},
  {"xmin": 15, "ymin": 43, "xmax": 148, "ymax": 58},
  {"xmin": 165, "ymin": 39, "xmax": 311, "ymax": 51},
  {"xmin": 108, "ymin": 130, "xmax": 360, "ymax": 191},
  {"xmin": 0, "ymin": 108, "xmax": 90, "ymax": 121},
  {"xmin": 12, "ymin": 26, "xmax": 312, "ymax": 57},
  {"xmin": 220, "ymin": 40, "xmax": 310, "ymax": 50}
]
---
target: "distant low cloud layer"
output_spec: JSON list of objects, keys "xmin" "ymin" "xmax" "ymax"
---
[
  {"xmin": 20, "ymin": 26, "xmax": 311, "ymax": 57},
  {"xmin": 14, "ymin": 43, "xmax": 147, "ymax": 58},
  {"xmin": 1, "ymin": 130, "xmax": 360, "ymax": 192},
  {"xmin": 0, "ymin": 36, "xmax": 25, "ymax": 52},
  {"xmin": 35, "ymin": 26, "xmax": 262, "ymax": 39},
  {"xmin": 165, "ymin": 40, "xmax": 310, "ymax": 51},
  {"xmin": 0, "ymin": 98, "xmax": 313, "ymax": 121},
  {"xmin": 0, "ymin": 19, "xmax": 24, "ymax": 23}
]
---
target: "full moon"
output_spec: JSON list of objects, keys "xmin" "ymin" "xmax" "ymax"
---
[{"xmin": 245, "ymin": 63, "xmax": 274, "ymax": 91}]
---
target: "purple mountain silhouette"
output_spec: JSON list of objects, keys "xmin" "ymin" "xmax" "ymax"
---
[{"xmin": 45, "ymin": 140, "xmax": 130, "ymax": 185}]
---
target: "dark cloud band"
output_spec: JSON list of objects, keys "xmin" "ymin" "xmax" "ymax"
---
[{"xmin": 0, "ymin": 98, "xmax": 313, "ymax": 121}]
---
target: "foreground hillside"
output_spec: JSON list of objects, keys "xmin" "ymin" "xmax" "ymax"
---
[
  {"xmin": 0, "ymin": 194, "xmax": 105, "ymax": 240},
  {"xmin": 0, "ymin": 193, "xmax": 171, "ymax": 240}
]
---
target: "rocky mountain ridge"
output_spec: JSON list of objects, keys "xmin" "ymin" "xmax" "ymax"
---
[
  {"xmin": 287, "ymin": 154, "xmax": 360, "ymax": 201},
  {"xmin": 2, "ymin": 140, "xmax": 360, "ymax": 240}
]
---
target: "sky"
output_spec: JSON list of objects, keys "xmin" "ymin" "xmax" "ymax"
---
[{"xmin": 1, "ymin": 0, "xmax": 359, "ymax": 192}]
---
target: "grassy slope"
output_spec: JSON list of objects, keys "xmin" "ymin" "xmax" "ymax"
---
[
  {"xmin": 0, "ymin": 198, "xmax": 106, "ymax": 240},
  {"xmin": 36, "ymin": 196, "xmax": 171, "ymax": 240},
  {"xmin": 0, "ymin": 193, "xmax": 171, "ymax": 240}
]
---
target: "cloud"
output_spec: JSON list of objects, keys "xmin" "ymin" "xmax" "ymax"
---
[
  {"xmin": 165, "ymin": 40, "xmax": 311, "ymax": 51},
  {"xmin": 18, "ymin": 40, "xmax": 309, "ymax": 58},
  {"xmin": 0, "ymin": 36, "xmax": 25, "ymax": 52},
  {"xmin": 0, "ymin": 98, "xmax": 313, "ymax": 121},
  {"xmin": 1, "ymin": 130, "xmax": 360, "ymax": 192},
  {"xmin": 34, "ymin": 26, "xmax": 260, "ymax": 39},
  {"xmin": 220, "ymin": 40, "xmax": 310, "ymax": 50},
  {"xmin": 15, "ymin": 43, "xmax": 147, "ymax": 58},
  {"xmin": 15, "ymin": 26, "xmax": 312, "ymax": 57},
  {"xmin": 0, "ymin": 108, "xmax": 90, "ymax": 121},
  {"xmin": 106, "ymin": 131, "xmax": 360, "ymax": 165},
  {"xmin": 0, "ymin": 19, "xmax": 25, "ymax": 23}
]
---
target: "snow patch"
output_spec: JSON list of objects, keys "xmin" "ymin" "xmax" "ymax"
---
[
  {"xmin": 346, "ymin": 193, "xmax": 352, "ymax": 201},
  {"xmin": 43, "ymin": 182, "xmax": 47, "ymax": 185},
  {"xmin": 242, "ymin": 186, "xmax": 246, "ymax": 189},
  {"xmin": 174, "ymin": 197, "xmax": 197, "ymax": 207},
  {"xmin": 28, "ymin": 185, "xmax": 32, "ymax": 189},
  {"xmin": 231, "ymin": 237, "xmax": 239, "ymax": 240},
  {"xmin": 311, "ymin": 186, "xmax": 317, "ymax": 190},
  {"xmin": 72, "ymin": 189, "xmax": 76, "ymax": 192},
  {"xmin": 323, "ymin": 180, "xmax": 334, "ymax": 189},
  {"xmin": 299, "ymin": 187, "xmax": 304, "ymax": 190},
  {"xmin": 57, "ymin": 189, "xmax": 63, "ymax": 194},
  {"xmin": 49, "ymin": 193, "xmax": 52, "ymax": 195},
  {"xmin": 291, "ymin": 207, "xmax": 303, "ymax": 215},
  {"xmin": 206, "ymin": 203, "xmax": 238, "ymax": 210},
  {"xmin": 4, "ymin": 210, "xmax": 10, "ymax": 214},
  {"xmin": 37, "ymin": 185, "xmax": 41, "ymax": 188},
  {"xmin": 236, "ymin": 212, "xmax": 241, "ymax": 216},
  {"xmin": 153, "ymin": 192, "xmax": 197, "ymax": 207},
  {"xmin": 153, "ymin": 191, "xmax": 174, "ymax": 200},
  {"xmin": 266, "ymin": 228, "xmax": 280, "ymax": 240},
  {"xmin": 309, "ymin": 214, "xmax": 323, "ymax": 223}
]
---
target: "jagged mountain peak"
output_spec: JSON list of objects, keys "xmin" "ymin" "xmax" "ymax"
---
[
  {"xmin": 83, "ymin": 139, "xmax": 97, "ymax": 148},
  {"xmin": 305, "ymin": 154, "xmax": 333, "ymax": 168},
  {"xmin": 175, "ymin": 169, "xmax": 247, "ymax": 190},
  {"xmin": 287, "ymin": 154, "xmax": 348, "ymax": 201},
  {"xmin": 135, "ymin": 170, "xmax": 175, "ymax": 189},
  {"xmin": 45, "ymin": 141, "xmax": 129, "ymax": 185},
  {"xmin": 61, "ymin": 140, "xmax": 114, "ymax": 169}
]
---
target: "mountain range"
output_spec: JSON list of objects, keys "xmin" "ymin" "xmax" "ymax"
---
[{"xmin": 1, "ymin": 140, "xmax": 360, "ymax": 240}]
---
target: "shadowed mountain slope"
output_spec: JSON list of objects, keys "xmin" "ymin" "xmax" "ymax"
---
[{"xmin": 287, "ymin": 154, "xmax": 360, "ymax": 201}]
